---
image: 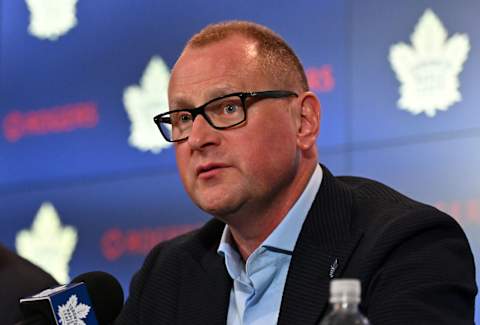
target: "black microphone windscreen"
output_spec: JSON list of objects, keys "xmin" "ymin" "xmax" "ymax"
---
[{"xmin": 72, "ymin": 271, "xmax": 124, "ymax": 324}]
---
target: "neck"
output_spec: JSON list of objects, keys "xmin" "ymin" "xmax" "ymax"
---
[{"xmin": 226, "ymin": 161, "xmax": 317, "ymax": 261}]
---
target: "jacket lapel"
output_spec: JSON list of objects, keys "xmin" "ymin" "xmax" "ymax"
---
[
  {"xmin": 277, "ymin": 166, "xmax": 364, "ymax": 325},
  {"xmin": 198, "ymin": 220, "xmax": 232, "ymax": 325}
]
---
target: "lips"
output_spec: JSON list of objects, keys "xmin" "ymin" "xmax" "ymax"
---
[{"xmin": 195, "ymin": 162, "xmax": 230, "ymax": 178}]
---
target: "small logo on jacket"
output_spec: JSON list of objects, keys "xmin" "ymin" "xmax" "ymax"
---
[
  {"xmin": 389, "ymin": 8, "xmax": 470, "ymax": 117},
  {"xmin": 329, "ymin": 258, "xmax": 339, "ymax": 278},
  {"xmin": 57, "ymin": 294, "xmax": 91, "ymax": 325}
]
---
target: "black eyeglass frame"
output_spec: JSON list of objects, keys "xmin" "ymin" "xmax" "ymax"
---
[{"xmin": 153, "ymin": 90, "xmax": 298, "ymax": 142}]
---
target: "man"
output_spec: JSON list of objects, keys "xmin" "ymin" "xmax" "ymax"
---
[
  {"xmin": 0, "ymin": 244, "xmax": 58, "ymax": 324},
  {"xmin": 117, "ymin": 21, "xmax": 477, "ymax": 324}
]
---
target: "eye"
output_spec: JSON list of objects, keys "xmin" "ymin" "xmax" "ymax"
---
[
  {"xmin": 171, "ymin": 112, "xmax": 192, "ymax": 127},
  {"xmin": 179, "ymin": 113, "xmax": 192, "ymax": 123},
  {"xmin": 223, "ymin": 104, "xmax": 238, "ymax": 114}
]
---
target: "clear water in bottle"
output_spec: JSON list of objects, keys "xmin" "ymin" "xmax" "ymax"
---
[{"xmin": 319, "ymin": 279, "xmax": 370, "ymax": 325}]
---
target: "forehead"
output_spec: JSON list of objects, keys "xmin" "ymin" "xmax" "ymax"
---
[{"xmin": 168, "ymin": 36, "xmax": 269, "ymax": 106}]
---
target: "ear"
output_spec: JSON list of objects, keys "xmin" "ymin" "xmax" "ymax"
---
[{"xmin": 296, "ymin": 92, "xmax": 321, "ymax": 151}]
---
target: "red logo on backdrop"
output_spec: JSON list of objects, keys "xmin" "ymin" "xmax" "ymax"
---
[
  {"xmin": 2, "ymin": 102, "xmax": 99, "ymax": 142},
  {"xmin": 306, "ymin": 65, "xmax": 335, "ymax": 93},
  {"xmin": 435, "ymin": 198, "xmax": 480, "ymax": 224},
  {"xmin": 101, "ymin": 223, "xmax": 202, "ymax": 261}
]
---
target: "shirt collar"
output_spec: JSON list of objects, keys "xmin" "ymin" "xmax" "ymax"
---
[{"xmin": 218, "ymin": 164, "xmax": 323, "ymax": 256}]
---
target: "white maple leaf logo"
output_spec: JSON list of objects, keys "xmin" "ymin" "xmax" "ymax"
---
[
  {"xmin": 16, "ymin": 202, "xmax": 78, "ymax": 283},
  {"xmin": 124, "ymin": 56, "xmax": 172, "ymax": 153},
  {"xmin": 25, "ymin": 0, "xmax": 78, "ymax": 41},
  {"xmin": 389, "ymin": 8, "xmax": 470, "ymax": 117},
  {"xmin": 57, "ymin": 294, "xmax": 91, "ymax": 325}
]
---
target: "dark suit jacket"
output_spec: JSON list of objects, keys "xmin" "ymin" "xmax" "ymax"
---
[
  {"xmin": 117, "ymin": 166, "xmax": 477, "ymax": 324},
  {"xmin": 0, "ymin": 244, "xmax": 58, "ymax": 324}
]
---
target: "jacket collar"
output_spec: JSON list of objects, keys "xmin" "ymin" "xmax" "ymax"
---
[
  {"xmin": 277, "ymin": 165, "xmax": 364, "ymax": 324},
  {"xmin": 193, "ymin": 220, "xmax": 232, "ymax": 324}
]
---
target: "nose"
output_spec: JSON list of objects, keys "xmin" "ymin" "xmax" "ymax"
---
[{"xmin": 187, "ymin": 114, "xmax": 220, "ymax": 150}]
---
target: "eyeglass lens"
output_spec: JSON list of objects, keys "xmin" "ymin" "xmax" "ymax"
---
[{"xmin": 160, "ymin": 95, "xmax": 246, "ymax": 141}]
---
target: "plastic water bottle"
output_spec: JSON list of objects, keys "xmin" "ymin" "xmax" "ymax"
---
[{"xmin": 319, "ymin": 279, "xmax": 370, "ymax": 325}]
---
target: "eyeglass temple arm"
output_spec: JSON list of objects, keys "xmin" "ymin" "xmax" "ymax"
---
[{"xmin": 249, "ymin": 91, "xmax": 298, "ymax": 98}]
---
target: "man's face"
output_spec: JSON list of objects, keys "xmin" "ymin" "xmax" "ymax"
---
[{"xmin": 168, "ymin": 36, "xmax": 301, "ymax": 222}]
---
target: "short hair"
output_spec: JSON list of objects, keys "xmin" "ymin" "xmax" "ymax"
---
[{"xmin": 185, "ymin": 21, "xmax": 309, "ymax": 91}]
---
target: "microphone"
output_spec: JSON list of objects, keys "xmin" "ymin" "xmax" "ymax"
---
[{"xmin": 16, "ymin": 271, "xmax": 124, "ymax": 325}]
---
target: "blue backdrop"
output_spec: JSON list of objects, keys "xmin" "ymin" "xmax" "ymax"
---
[{"xmin": 1, "ymin": 0, "xmax": 478, "ymax": 320}]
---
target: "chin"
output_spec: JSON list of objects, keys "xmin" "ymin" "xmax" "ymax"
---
[
  {"xmin": 196, "ymin": 197, "xmax": 243, "ymax": 221},
  {"xmin": 191, "ymin": 185, "xmax": 246, "ymax": 217},
  {"xmin": 198, "ymin": 203, "xmax": 231, "ymax": 217}
]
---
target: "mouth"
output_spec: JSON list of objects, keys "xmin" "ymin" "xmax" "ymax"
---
[{"xmin": 196, "ymin": 163, "xmax": 230, "ymax": 179}]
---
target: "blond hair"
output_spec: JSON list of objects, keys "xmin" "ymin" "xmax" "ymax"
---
[{"xmin": 185, "ymin": 20, "xmax": 309, "ymax": 91}]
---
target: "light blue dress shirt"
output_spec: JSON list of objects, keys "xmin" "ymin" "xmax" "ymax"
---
[{"xmin": 217, "ymin": 165, "xmax": 323, "ymax": 324}]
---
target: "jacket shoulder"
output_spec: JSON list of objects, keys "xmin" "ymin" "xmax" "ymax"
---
[
  {"xmin": 337, "ymin": 175, "xmax": 422, "ymax": 206},
  {"xmin": 334, "ymin": 177, "xmax": 477, "ymax": 323},
  {"xmin": 116, "ymin": 219, "xmax": 225, "ymax": 324},
  {"xmin": 336, "ymin": 175, "xmax": 453, "ymax": 227}
]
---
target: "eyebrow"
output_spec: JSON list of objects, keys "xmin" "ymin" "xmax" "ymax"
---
[{"xmin": 170, "ymin": 85, "xmax": 240, "ymax": 109}]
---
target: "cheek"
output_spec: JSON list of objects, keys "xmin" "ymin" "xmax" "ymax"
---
[
  {"xmin": 175, "ymin": 147, "xmax": 192, "ymax": 184},
  {"xmin": 242, "ymin": 116, "xmax": 297, "ymax": 165},
  {"xmin": 239, "ymin": 131, "xmax": 298, "ymax": 181}
]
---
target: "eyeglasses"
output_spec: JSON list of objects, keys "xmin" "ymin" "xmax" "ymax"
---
[{"xmin": 153, "ymin": 90, "xmax": 298, "ymax": 142}]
